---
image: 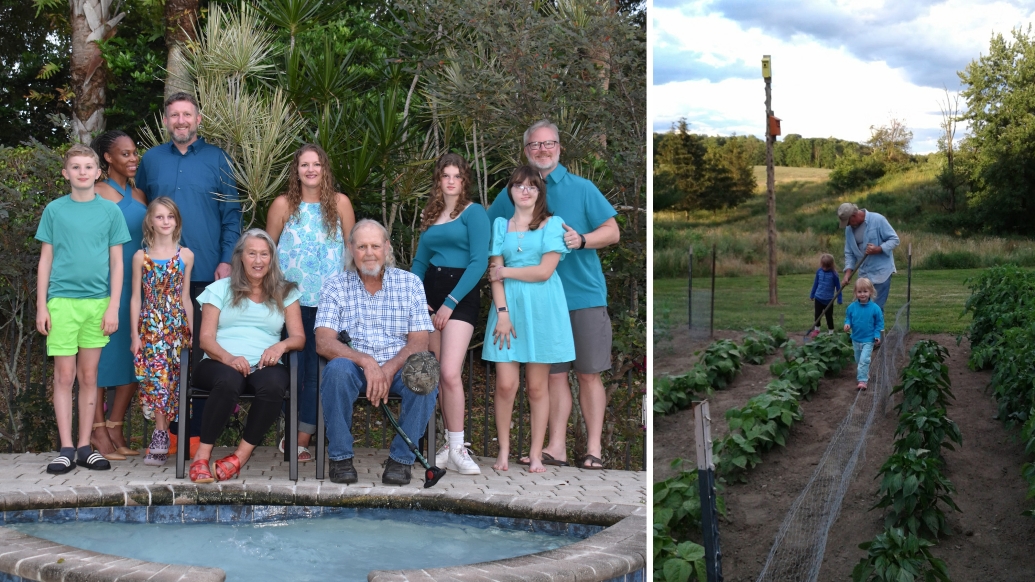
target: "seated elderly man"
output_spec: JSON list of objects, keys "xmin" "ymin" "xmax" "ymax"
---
[{"xmin": 315, "ymin": 219, "xmax": 436, "ymax": 485}]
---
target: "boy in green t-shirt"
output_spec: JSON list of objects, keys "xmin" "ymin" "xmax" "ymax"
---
[{"xmin": 35, "ymin": 144, "xmax": 132, "ymax": 474}]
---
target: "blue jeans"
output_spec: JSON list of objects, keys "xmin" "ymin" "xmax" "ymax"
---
[
  {"xmin": 873, "ymin": 276, "xmax": 892, "ymax": 312},
  {"xmin": 853, "ymin": 341, "xmax": 873, "ymax": 383},
  {"xmin": 321, "ymin": 358, "xmax": 437, "ymax": 465}
]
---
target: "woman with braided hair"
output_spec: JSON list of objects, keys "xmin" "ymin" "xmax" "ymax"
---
[{"xmin": 88, "ymin": 130, "xmax": 148, "ymax": 459}]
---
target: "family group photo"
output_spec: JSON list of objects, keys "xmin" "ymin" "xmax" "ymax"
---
[{"xmin": 0, "ymin": 0, "xmax": 645, "ymax": 580}]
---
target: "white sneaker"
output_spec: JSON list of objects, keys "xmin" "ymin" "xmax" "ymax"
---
[
  {"xmin": 435, "ymin": 443, "xmax": 449, "ymax": 467},
  {"xmin": 447, "ymin": 445, "xmax": 481, "ymax": 475}
]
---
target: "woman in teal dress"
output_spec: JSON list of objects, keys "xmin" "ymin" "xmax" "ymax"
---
[
  {"xmin": 482, "ymin": 166, "xmax": 574, "ymax": 473},
  {"xmin": 90, "ymin": 131, "xmax": 147, "ymax": 460}
]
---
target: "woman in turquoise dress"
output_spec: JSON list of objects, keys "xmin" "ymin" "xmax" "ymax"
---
[
  {"xmin": 90, "ymin": 130, "xmax": 147, "ymax": 460},
  {"xmin": 482, "ymin": 166, "xmax": 574, "ymax": 473}
]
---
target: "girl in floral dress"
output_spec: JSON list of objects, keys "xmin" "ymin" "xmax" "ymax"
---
[{"xmin": 131, "ymin": 197, "xmax": 194, "ymax": 466}]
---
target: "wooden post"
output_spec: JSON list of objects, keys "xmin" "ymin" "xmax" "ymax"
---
[
  {"xmin": 763, "ymin": 55, "xmax": 778, "ymax": 305},
  {"xmin": 694, "ymin": 401, "xmax": 723, "ymax": 582},
  {"xmin": 688, "ymin": 246, "xmax": 694, "ymax": 333}
]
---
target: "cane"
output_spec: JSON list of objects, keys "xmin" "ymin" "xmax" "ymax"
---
[{"xmin": 337, "ymin": 330, "xmax": 446, "ymax": 488}]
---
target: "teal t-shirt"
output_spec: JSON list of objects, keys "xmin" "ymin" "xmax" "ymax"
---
[
  {"xmin": 411, "ymin": 203, "xmax": 490, "ymax": 309},
  {"xmin": 196, "ymin": 278, "xmax": 302, "ymax": 366},
  {"xmin": 487, "ymin": 164, "xmax": 617, "ymax": 310},
  {"xmin": 35, "ymin": 194, "xmax": 132, "ymax": 301}
]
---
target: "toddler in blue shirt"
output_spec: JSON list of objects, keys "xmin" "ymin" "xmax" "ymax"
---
[
  {"xmin": 843, "ymin": 278, "xmax": 884, "ymax": 390},
  {"xmin": 809, "ymin": 253, "xmax": 842, "ymax": 335}
]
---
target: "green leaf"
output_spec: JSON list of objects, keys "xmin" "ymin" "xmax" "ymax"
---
[{"xmin": 663, "ymin": 558, "xmax": 692, "ymax": 582}]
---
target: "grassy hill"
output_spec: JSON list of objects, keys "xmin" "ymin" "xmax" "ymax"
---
[{"xmin": 654, "ymin": 163, "xmax": 1035, "ymax": 279}]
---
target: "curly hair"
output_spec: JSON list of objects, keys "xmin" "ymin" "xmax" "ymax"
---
[
  {"xmin": 227, "ymin": 229, "xmax": 298, "ymax": 313},
  {"xmin": 507, "ymin": 165, "xmax": 551, "ymax": 230},
  {"xmin": 89, "ymin": 130, "xmax": 130, "ymax": 175},
  {"xmin": 285, "ymin": 144, "xmax": 340, "ymax": 237},
  {"xmin": 420, "ymin": 153, "xmax": 473, "ymax": 231}
]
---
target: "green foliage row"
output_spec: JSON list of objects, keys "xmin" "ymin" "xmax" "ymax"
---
[
  {"xmin": 653, "ymin": 120, "xmax": 756, "ymax": 213},
  {"xmin": 653, "ymin": 459, "xmax": 725, "ymax": 582},
  {"xmin": 713, "ymin": 332, "xmax": 854, "ymax": 481},
  {"xmin": 960, "ymin": 265, "xmax": 1035, "ymax": 516},
  {"xmin": 653, "ymin": 327, "xmax": 786, "ymax": 416},
  {"xmin": 855, "ymin": 340, "xmax": 959, "ymax": 581}
]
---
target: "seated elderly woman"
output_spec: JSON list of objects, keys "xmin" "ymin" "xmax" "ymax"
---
[{"xmin": 189, "ymin": 229, "xmax": 305, "ymax": 483}]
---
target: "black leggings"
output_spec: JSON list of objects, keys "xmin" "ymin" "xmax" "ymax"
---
[
  {"xmin": 193, "ymin": 359, "xmax": 287, "ymax": 446},
  {"xmin": 814, "ymin": 299, "xmax": 835, "ymax": 330}
]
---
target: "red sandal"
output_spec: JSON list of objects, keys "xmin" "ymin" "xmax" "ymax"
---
[
  {"xmin": 190, "ymin": 458, "xmax": 215, "ymax": 484},
  {"xmin": 210, "ymin": 453, "xmax": 242, "ymax": 481}
]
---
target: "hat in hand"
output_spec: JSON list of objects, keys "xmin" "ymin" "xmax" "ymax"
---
[
  {"xmin": 401, "ymin": 351, "xmax": 440, "ymax": 395},
  {"xmin": 837, "ymin": 202, "xmax": 859, "ymax": 228}
]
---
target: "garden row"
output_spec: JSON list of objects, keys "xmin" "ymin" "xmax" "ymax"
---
[
  {"xmin": 653, "ymin": 330, "xmax": 855, "ymax": 581},
  {"xmin": 853, "ymin": 339, "xmax": 960, "ymax": 582},
  {"xmin": 961, "ymin": 264, "xmax": 1035, "ymax": 517},
  {"xmin": 653, "ymin": 327, "xmax": 788, "ymax": 416}
]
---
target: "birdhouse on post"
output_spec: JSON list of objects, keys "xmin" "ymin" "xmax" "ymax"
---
[
  {"xmin": 768, "ymin": 115, "xmax": 782, "ymax": 137},
  {"xmin": 762, "ymin": 55, "xmax": 772, "ymax": 79}
]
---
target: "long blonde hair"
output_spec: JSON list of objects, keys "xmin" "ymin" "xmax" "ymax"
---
[
  {"xmin": 227, "ymin": 229, "xmax": 298, "ymax": 312},
  {"xmin": 285, "ymin": 143, "xmax": 341, "ymax": 237},
  {"xmin": 141, "ymin": 197, "xmax": 183, "ymax": 249}
]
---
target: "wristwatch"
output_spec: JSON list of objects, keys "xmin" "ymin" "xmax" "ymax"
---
[{"xmin": 497, "ymin": 306, "xmax": 508, "ymax": 313}]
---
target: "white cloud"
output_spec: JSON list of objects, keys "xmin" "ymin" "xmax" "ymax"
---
[{"xmin": 652, "ymin": 0, "xmax": 1035, "ymax": 153}]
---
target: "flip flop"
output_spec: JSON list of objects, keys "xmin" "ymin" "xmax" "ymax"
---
[
  {"xmin": 541, "ymin": 452, "xmax": 569, "ymax": 467},
  {"xmin": 519, "ymin": 452, "xmax": 570, "ymax": 466},
  {"xmin": 577, "ymin": 454, "xmax": 604, "ymax": 470}
]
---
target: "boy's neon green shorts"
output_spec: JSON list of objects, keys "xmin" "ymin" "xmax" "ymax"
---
[{"xmin": 46, "ymin": 297, "xmax": 110, "ymax": 356}]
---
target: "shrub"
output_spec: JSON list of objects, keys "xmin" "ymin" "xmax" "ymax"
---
[{"xmin": 829, "ymin": 156, "xmax": 887, "ymax": 193}]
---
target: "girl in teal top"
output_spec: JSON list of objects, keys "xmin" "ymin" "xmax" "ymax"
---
[
  {"xmin": 411, "ymin": 153, "xmax": 490, "ymax": 476},
  {"xmin": 267, "ymin": 144, "xmax": 356, "ymax": 462},
  {"xmin": 90, "ymin": 130, "xmax": 148, "ymax": 461},
  {"xmin": 482, "ymin": 166, "xmax": 574, "ymax": 474}
]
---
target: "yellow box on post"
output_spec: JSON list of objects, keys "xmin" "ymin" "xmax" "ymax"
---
[{"xmin": 762, "ymin": 54, "xmax": 772, "ymax": 78}]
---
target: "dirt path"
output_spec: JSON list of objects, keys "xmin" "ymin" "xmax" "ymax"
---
[{"xmin": 654, "ymin": 329, "xmax": 1035, "ymax": 581}]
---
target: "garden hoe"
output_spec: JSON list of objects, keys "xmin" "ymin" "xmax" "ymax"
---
[{"xmin": 804, "ymin": 253, "xmax": 868, "ymax": 344}]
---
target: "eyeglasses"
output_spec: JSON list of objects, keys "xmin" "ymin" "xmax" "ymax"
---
[
  {"xmin": 512, "ymin": 185, "xmax": 539, "ymax": 194},
  {"xmin": 525, "ymin": 140, "xmax": 559, "ymax": 151}
]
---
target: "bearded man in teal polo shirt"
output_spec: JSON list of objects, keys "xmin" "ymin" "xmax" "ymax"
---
[{"xmin": 487, "ymin": 120, "xmax": 620, "ymax": 470}]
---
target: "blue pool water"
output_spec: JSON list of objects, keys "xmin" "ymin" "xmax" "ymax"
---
[{"xmin": 10, "ymin": 508, "xmax": 586, "ymax": 581}]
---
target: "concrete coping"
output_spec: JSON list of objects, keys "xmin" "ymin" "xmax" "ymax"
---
[{"xmin": 0, "ymin": 484, "xmax": 646, "ymax": 582}]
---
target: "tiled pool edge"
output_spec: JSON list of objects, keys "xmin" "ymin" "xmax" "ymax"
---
[{"xmin": 0, "ymin": 484, "xmax": 645, "ymax": 582}]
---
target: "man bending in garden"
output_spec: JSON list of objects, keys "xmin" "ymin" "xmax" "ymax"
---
[{"xmin": 837, "ymin": 202, "xmax": 899, "ymax": 312}]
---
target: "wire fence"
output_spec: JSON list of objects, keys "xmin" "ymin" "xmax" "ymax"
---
[{"xmin": 755, "ymin": 301, "xmax": 909, "ymax": 582}]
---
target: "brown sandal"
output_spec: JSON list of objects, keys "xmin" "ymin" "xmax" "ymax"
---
[
  {"xmin": 90, "ymin": 422, "xmax": 125, "ymax": 460},
  {"xmin": 106, "ymin": 420, "xmax": 139, "ymax": 456},
  {"xmin": 577, "ymin": 454, "xmax": 604, "ymax": 470}
]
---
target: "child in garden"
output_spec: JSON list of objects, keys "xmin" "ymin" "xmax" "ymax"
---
[
  {"xmin": 843, "ymin": 277, "xmax": 884, "ymax": 390},
  {"xmin": 36, "ymin": 144, "xmax": 131, "ymax": 474},
  {"xmin": 809, "ymin": 253, "xmax": 842, "ymax": 336},
  {"xmin": 131, "ymin": 197, "xmax": 194, "ymax": 466}
]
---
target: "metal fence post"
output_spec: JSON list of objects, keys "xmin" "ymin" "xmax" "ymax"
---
[
  {"xmin": 688, "ymin": 245, "xmax": 694, "ymax": 333},
  {"xmin": 694, "ymin": 400, "xmax": 723, "ymax": 582},
  {"xmin": 906, "ymin": 243, "xmax": 913, "ymax": 331}
]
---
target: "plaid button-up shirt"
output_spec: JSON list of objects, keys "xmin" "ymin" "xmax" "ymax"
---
[{"xmin": 315, "ymin": 268, "xmax": 433, "ymax": 365}]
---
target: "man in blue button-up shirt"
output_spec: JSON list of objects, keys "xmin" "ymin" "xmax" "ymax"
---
[
  {"xmin": 136, "ymin": 92, "xmax": 241, "ymax": 282},
  {"xmin": 837, "ymin": 202, "xmax": 899, "ymax": 311}
]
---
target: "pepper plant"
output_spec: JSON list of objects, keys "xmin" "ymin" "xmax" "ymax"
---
[
  {"xmin": 872, "ymin": 448, "xmax": 960, "ymax": 539},
  {"xmin": 851, "ymin": 527, "xmax": 951, "ymax": 582}
]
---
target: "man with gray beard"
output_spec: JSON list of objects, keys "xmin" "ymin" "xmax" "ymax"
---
[{"xmin": 315, "ymin": 220, "xmax": 437, "ymax": 485}]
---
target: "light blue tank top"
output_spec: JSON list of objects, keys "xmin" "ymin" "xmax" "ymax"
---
[{"xmin": 276, "ymin": 202, "xmax": 344, "ymax": 307}]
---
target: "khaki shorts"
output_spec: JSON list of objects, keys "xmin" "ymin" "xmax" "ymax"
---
[
  {"xmin": 46, "ymin": 297, "xmax": 110, "ymax": 356},
  {"xmin": 550, "ymin": 306, "xmax": 612, "ymax": 375}
]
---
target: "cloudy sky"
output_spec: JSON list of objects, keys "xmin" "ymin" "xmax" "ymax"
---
[{"xmin": 651, "ymin": 0, "xmax": 1035, "ymax": 153}]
